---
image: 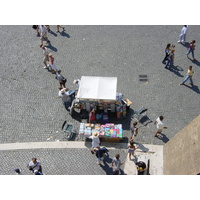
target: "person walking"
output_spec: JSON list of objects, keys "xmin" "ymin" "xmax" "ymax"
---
[
  {"xmin": 162, "ymin": 43, "xmax": 171, "ymax": 64},
  {"xmin": 130, "ymin": 122, "xmax": 138, "ymax": 142},
  {"xmin": 165, "ymin": 49, "xmax": 175, "ymax": 69},
  {"xmin": 38, "ymin": 25, "xmax": 50, "ymax": 46},
  {"xmin": 56, "ymin": 25, "xmax": 65, "ymax": 33},
  {"xmin": 127, "ymin": 141, "xmax": 137, "ymax": 160},
  {"xmin": 177, "ymin": 25, "xmax": 188, "ymax": 43},
  {"xmin": 186, "ymin": 40, "xmax": 196, "ymax": 60},
  {"xmin": 154, "ymin": 116, "xmax": 167, "ymax": 137},
  {"xmin": 28, "ymin": 158, "xmax": 42, "ymax": 174},
  {"xmin": 111, "ymin": 154, "xmax": 124, "ymax": 175},
  {"xmin": 41, "ymin": 45, "xmax": 50, "ymax": 69},
  {"xmin": 93, "ymin": 146, "xmax": 109, "ymax": 165},
  {"xmin": 180, "ymin": 66, "xmax": 194, "ymax": 86},
  {"xmin": 48, "ymin": 53, "xmax": 57, "ymax": 73},
  {"xmin": 56, "ymin": 70, "xmax": 67, "ymax": 88}
]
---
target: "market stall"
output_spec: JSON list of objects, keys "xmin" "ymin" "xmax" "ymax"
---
[
  {"xmin": 79, "ymin": 123, "xmax": 123, "ymax": 142},
  {"xmin": 70, "ymin": 76, "xmax": 132, "ymax": 120}
]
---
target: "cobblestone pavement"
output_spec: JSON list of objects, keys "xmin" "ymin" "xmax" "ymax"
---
[
  {"xmin": 1, "ymin": 25, "xmax": 200, "ymax": 146},
  {"xmin": 0, "ymin": 147, "xmax": 127, "ymax": 175}
]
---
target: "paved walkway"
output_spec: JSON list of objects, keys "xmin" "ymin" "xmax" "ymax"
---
[{"xmin": 0, "ymin": 141, "xmax": 163, "ymax": 175}]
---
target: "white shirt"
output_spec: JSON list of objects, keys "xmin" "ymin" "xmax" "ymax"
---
[
  {"xmin": 43, "ymin": 47, "xmax": 49, "ymax": 56},
  {"xmin": 89, "ymin": 136, "xmax": 100, "ymax": 148},
  {"xmin": 59, "ymin": 91, "xmax": 70, "ymax": 102},
  {"xmin": 38, "ymin": 25, "xmax": 47, "ymax": 35},
  {"xmin": 29, "ymin": 160, "xmax": 41, "ymax": 171},
  {"xmin": 156, "ymin": 117, "xmax": 164, "ymax": 130},
  {"xmin": 112, "ymin": 157, "xmax": 122, "ymax": 170},
  {"xmin": 181, "ymin": 26, "xmax": 188, "ymax": 35}
]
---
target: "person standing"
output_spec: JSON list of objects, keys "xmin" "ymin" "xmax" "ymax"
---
[
  {"xmin": 111, "ymin": 154, "xmax": 124, "ymax": 175},
  {"xmin": 56, "ymin": 70, "xmax": 67, "ymax": 88},
  {"xmin": 89, "ymin": 109, "xmax": 96, "ymax": 123},
  {"xmin": 180, "ymin": 66, "xmax": 194, "ymax": 86},
  {"xmin": 89, "ymin": 132, "xmax": 100, "ymax": 153},
  {"xmin": 41, "ymin": 45, "xmax": 50, "ymax": 69},
  {"xmin": 127, "ymin": 141, "xmax": 137, "ymax": 160},
  {"xmin": 136, "ymin": 161, "xmax": 147, "ymax": 175},
  {"xmin": 177, "ymin": 25, "xmax": 188, "ymax": 43},
  {"xmin": 186, "ymin": 40, "xmax": 196, "ymax": 60},
  {"xmin": 165, "ymin": 49, "xmax": 175, "ymax": 69},
  {"xmin": 154, "ymin": 116, "xmax": 167, "ymax": 137},
  {"xmin": 130, "ymin": 122, "xmax": 138, "ymax": 142},
  {"xmin": 38, "ymin": 25, "xmax": 50, "ymax": 46},
  {"xmin": 58, "ymin": 88, "xmax": 72, "ymax": 110},
  {"xmin": 73, "ymin": 79, "xmax": 81, "ymax": 90},
  {"xmin": 28, "ymin": 158, "xmax": 42, "ymax": 174}
]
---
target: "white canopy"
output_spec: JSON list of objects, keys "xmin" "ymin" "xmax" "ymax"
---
[{"xmin": 76, "ymin": 76, "xmax": 117, "ymax": 101}]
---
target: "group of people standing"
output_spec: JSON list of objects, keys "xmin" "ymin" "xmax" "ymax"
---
[{"xmin": 162, "ymin": 25, "xmax": 195, "ymax": 86}]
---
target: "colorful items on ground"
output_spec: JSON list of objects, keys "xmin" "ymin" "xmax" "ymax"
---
[{"xmin": 79, "ymin": 123, "xmax": 123, "ymax": 138}]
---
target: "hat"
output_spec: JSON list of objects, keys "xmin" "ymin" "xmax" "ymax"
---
[
  {"xmin": 73, "ymin": 79, "xmax": 77, "ymax": 84},
  {"xmin": 92, "ymin": 132, "xmax": 99, "ymax": 138},
  {"xmin": 48, "ymin": 53, "xmax": 52, "ymax": 56}
]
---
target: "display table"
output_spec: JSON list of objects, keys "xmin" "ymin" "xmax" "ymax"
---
[{"xmin": 79, "ymin": 123, "xmax": 123, "ymax": 142}]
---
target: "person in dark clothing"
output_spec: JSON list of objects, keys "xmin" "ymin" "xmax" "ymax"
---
[
  {"xmin": 94, "ymin": 147, "xmax": 109, "ymax": 165},
  {"xmin": 136, "ymin": 161, "xmax": 147, "ymax": 175},
  {"xmin": 162, "ymin": 43, "xmax": 171, "ymax": 64}
]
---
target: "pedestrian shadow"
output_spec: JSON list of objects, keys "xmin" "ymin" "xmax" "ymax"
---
[
  {"xmin": 46, "ymin": 42, "xmax": 58, "ymax": 52},
  {"xmin": 180, "ymin": 42, "xmax": 190, "ymax": 49},
  {"xmin": 60, "ymin": 31, "xmax": 70, "ymax": 38},
  {"xmin": 100, "ymin": 156, "xmax": 114, "ymax": 175},
  {"xmin": 156, "ymin": 133, "xmax": 169, "ymax": 143},
  {"xmin": 187, "ymin": 57, "xmax": 200, "ymax": 67},
  {"xmin": 168, "ymin": 65, "xmax": 184, "ymax": 77},
  {"xmin": 183, "ymin": 84, "xmax": 200, "ymax": 94},
  {"xmin": 48, "ymin": 30, "xmax": 58, "ymax": 37},
  {"xmin": 139, "ymin": 116, "xmax": 153, "ymax": 126},
  {"xmin": 134, "ymin": 142, "xmax": 149, "ymax": 152}
]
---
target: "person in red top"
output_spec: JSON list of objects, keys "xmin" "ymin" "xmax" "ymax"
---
[
  {"xmin": 186, "ymin": 40, "xmax": 196, "ymax": 60},
  {"xmin": 89, "ymin": 109, "xmax": 96, "ymax": 123}
]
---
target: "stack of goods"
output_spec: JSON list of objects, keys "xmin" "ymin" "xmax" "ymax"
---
[
  {"xmin": 99, "ymin": 123, "xmax": 123, "ymax": 138},
  {"xmin": 79, "ymin": 123, "xmax": 85, "ymax": 135},
  {"xmin": 79, "ymin": 123, "xmax": 123, "ymax": 138},
  {"xmin": 84, "ymin": 123, "xmax": 93, "ymax": 136}
]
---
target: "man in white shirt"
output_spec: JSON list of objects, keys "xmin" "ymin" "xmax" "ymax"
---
[
  {"xmin": 177, "ymin": 25, "xmax": 188, "ymax": 43},
  {"xmin": 154, "ymin": 116, "xmax": 167, "ymax": 137},
  {"xmin": 28, "ymin": 158, "xmax": 42, "ymax": 173},
  {"xmin": 58, "ymin": 88, "xmax": 76, "ymax": 110}
]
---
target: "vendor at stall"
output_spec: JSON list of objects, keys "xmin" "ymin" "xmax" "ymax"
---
[{"xmin": 89, "ymin": 109, "xmax": 96, "ymax": 123}]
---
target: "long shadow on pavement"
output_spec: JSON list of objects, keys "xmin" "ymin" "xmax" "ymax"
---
[
  {"xmin": 167, "ymin": 65, "xmax": 184, "ymax": 77},
  {"xmin": 60, "ymin": 31, "xmax": 70, "ymax": 38},
  {"xmin": 182, "ymin": 84, "xmax": 200, "ymax": 94},
  {"xmin": 187, "ymin": 57, "xmax": 200, "ymax": 67},
  {"xmin": 46, "ymin": 42, "xmax": 58, "ymax": 52},
  {"xmin": 180, "ymin": 42, "xmax": 190, "ymax": 49}
]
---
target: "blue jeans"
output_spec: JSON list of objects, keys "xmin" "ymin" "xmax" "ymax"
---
[
  {"xmin": 181, "ymin": 75, "xmax": 193, "ymax": 85},
  {"xmin": 186, "ymin": 49, "xmax": 194, "ymax": 59},
  {"xmin": 165, "ymin": 58, "xmax": 173, "ymax": 69}
]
